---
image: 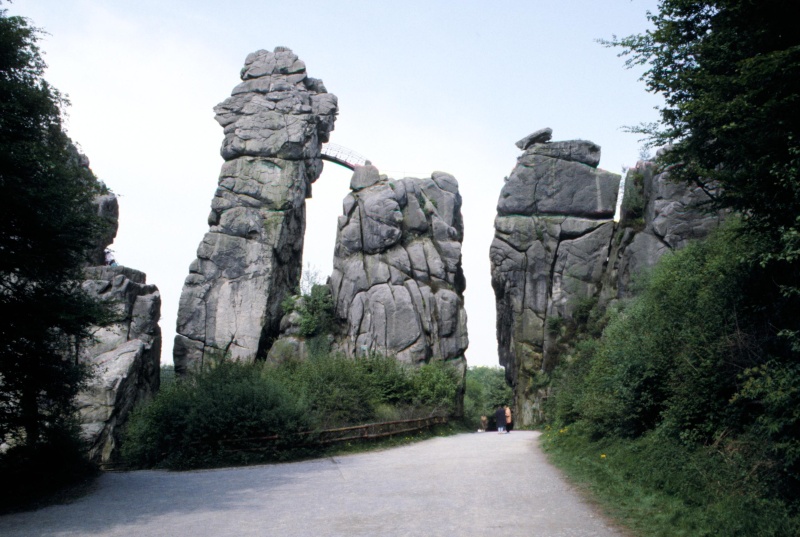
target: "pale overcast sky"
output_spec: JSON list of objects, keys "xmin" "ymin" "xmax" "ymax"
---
[{"xmin": 8, "ymin": 0, "xmax": 661, "ymax": 368}]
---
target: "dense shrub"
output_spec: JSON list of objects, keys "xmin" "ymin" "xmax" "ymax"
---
[
  {"xmin": 0, "ymin": 421, "xmax": 96, "ymax": 513},
  {"xmin": 410, "ymin": 360, "xmax": 461, "ymax": 416},
  {"xmin": 354, "ymin": 353, "xmax": 414, "ymax": 406},
  {"xmin": 123, "ymin": 361, "xmax": 310, "ymax": 469},
  {"xmin": 124, "ymin": 354, "xmax": 462, "ymax": 469},
  {"xmin": 271, "ymin": 353, "xmax": 376, "ymax": 429},
  {"xmin": 462, "ymin": 366, "xmax": 512, "ymax": 429},
  {"xmin": 548, "ymin": 221, "xmax": 800, "ymax": 529}
]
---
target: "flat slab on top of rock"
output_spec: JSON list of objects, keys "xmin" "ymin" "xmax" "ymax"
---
[{"xmin": 515, "ymin": 127, "xmax": 553, "ymax": 150}]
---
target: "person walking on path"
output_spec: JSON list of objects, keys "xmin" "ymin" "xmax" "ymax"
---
[
  {"xmin": 495, "ymin": 405, "xmax": 506, "ymax": 433},
  {"xmin": 505, "ymin": 405, "xmax": 513, "ymax": 433}
]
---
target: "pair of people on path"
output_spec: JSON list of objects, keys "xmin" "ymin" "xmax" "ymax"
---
[{"xmin": 495, "ymin": 404, "xmax": 513, "ymax": 433}]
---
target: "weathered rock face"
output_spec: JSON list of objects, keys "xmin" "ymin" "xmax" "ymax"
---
[
  {"xmin": 86, "ymin": 193, "xmax": 119, "ymax": 267},
  {"xmin": 78, "ymin": 265, "xmax": 161, "ymax": 465},
  {"xmin": 76, "ymin": 190, "xmax": 162, "ymax": 465},
  {"xmin": 174, "ymin": 47, "xmax": 337, "ymax": 373},
  {"xmin": 491, "ymin": 130, "xmax": 620, "ymax": 426},
  {"xmin": 328, "ymin": 165, "xmax": 468, "ymax": 366},
  {"xmin": 601, "ymin": 160, "xmax": 724, "ymax": 300},
  {"xmin": 492, "ymin": 131, "xmax": 724, "ymax": 427}
]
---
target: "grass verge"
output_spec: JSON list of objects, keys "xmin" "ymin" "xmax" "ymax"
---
[{"xmin": 540, "ymin": 423, "xmax": 799, "ymax": 537}]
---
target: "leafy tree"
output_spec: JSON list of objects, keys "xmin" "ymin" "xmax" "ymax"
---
[
  {"xmin": 607, "ymin": 0, "xmax": 800, "ymax": 238},
  {"xmin": 0, "ymin": 8, "xmax": 108, "ymax": 450},
  {"xmin": 463, "ymin": 366, "xmax": 512, "ymax": 428}
]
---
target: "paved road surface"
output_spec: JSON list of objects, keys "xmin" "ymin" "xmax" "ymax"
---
[{"xmin": 0, "ymin": 431, "xmax": 625, "ymax": 537}]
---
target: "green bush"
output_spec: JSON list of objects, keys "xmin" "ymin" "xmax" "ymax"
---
[
  {"xmin": 272, "ymin": 353, "xmax": 376, "ymax": 429},
  {"xmin": 354, "ymin": 353, "xmax": 414, "ymax": 405},
  {"xmin": 547, "ymin": 221, "xmax": 800, "ymax": 529},
  {"xmin": 123, "ymin": 361, "xmax": 311, "ymax": 469},
  {"xmin": 299, "ymin": 285, "xmax": 334, "ymax": 337},
  {"xmin": 410, "ymin": 360, "xmax": 461, "ymax": 416},
  {"xmin": 125, "ymin": 353, "xmax": 464, "ymax": 470},
  {"xmin": 620, "ymin": 169, "xmax": 645, "ymax": 223},
  {"xmin": 462, "ymin": 366, "xmax": 512, "ymax": 429},
  {"xmin": 0, "ymin": 421, "xmax": 96, "ymax": 513}
]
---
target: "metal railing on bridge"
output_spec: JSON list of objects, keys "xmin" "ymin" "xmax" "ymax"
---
[{"xmin": 320, "ymin": 143, "xmax": 368, "ymax": 170}]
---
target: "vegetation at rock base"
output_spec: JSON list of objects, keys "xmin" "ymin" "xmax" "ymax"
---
[
  {"xmin": 546, "ymin": 221, "xmax": 800, "ymax": 535},
  {"xmin": 462, "ymin": 366, "xmax": 512, "ymax": 430},
  {"xmin": 123, "ymin": 354, "xmax": 463, "ymax": 470},
  {"xmin": 0, "ymin": 7, "xmax": 110, "ymax": 511},
  {"xmin": 542, "ymin": 1, "xmax": 800, "ymax": 534}
]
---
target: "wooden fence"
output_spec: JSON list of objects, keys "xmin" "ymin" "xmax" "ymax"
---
[
  {"xmin": 101, "ymin": 415, "xmax": 448, "ymax": 470},
  {"xmin": 217, "ymin": 415, "xmax": 449, "ymax": 452}
]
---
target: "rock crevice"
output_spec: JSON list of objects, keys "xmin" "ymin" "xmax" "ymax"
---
[
  {"xmin": 327, "ymin": 168, "xmax": 468, "ymax": 366},
  {"xmin": 492, "ymin": 130, "xmax": 725, "ymax": 427},
  {"xmin": 77, "ymin": 191, "xmax": 161, "ymax": 465}
]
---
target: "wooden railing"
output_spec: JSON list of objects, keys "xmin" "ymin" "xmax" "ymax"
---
[
  {"xmin": 217, "ymin": 415, "xmax": 449, "ymax": 453},
  {"xmin": 101, "ymin": 415, "xmax": 449, "ymax": 470}
]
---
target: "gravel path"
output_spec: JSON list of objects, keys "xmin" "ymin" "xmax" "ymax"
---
[{"xmin": 0, "ymin": 431, "xmax": 625, "ymax": 537}]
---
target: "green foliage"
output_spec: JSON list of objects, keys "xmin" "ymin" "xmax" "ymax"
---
[
  {"xmin": 0, "ymin": 9, "xmax": 109, "ymax": 455},
  {"xmin": 548, "ymin": 222, "xmax": 800, "ymax": 526},
  {"xmin": 410, "ymin": 360, "xmax": 460, "ymax": 415},
  {"xmin": 280, "ymin": 284, "xmax": 336, "ymax": 339},
  {"xmin": 544, "ymin": 3, "xmax": 800, "ymax": 529},
  {"xmin": 354, "ymin": 352, "xmax": 414, "ymax": 405},
  {"xmin": 462, "ymin": 366, "xmax": 512, "ymax": 429},
  {"xmin": 123, "ymin": 361, "xmax": 310, "ymax": 469},
  {"xmin": 546, "ymin": 315, "xmax": 563, "ymax": 335},
  {"xmin": 271, "ymin": 353, "xmax": 375, "ymax": 429},
  {"xmin": 565, "ymin": 224, "xmax": 779, "ymax": 438},
  {"xmin": 620, "ymin": 169, "xmax": 645, "ymax": 222},
  {"xmin": 0, "ymin": 420, "xmax": 96, "ymax": 513},
  {"xmin": 124, "ymin": 354, "xmax": 462, "ymax": 469},
  {"xmin": 604, "ymin": 0, "xmax": 800, "ymax": 287},
  {"xmin": 160, "ymin": 364, "xmax": 175, "ymax": 388},
  {"xmin": 298, "ymin": 284, "xmax": 334, "ymax": 337},
  {"xmin": 543, "ymin": 424, "xmax": 799, "ymax": 537}
]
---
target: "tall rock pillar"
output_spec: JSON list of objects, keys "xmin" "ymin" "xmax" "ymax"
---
[
  {"xmin": 329, "ymin": 165, "xmax": 468, "ymax": 367},
  {"xmin": 174, "ymin": 47, "xmax": 338, "ymax": 373},
  {"xmin": 490, "ymin": 129, "xmax": 620, "ymax": 426}
]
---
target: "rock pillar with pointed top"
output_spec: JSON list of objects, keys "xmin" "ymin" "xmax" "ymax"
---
[{"xmin": 174, "ymin": 47, "xmax": 338, "ymax": 374}]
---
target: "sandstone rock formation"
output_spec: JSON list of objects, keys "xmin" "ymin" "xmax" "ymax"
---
[
  {"xmin": 491, "ymin": 131, "xmax": 724, "ymax": 427},
  {"xmin": 86, "ymin": 193, "xmax": 119, "ymax": 267},
  {"xmin": 174, "ymin": 47, "xmax": 338, "ymax": 373},
  {"xmin": 602, "ymin": 160, "xmax": 724, "ymax": 300},
  {"xmin": 78, "ymin": 265, "xmax": 161, "ymax": 464},
  {"xmin": 491, "ymin": 130, "xmax": 620, "ymax": 426},
  {"xmin": 328, "ymin": 165, "xmax": 468, "ymax": 366},
  {"xmin": 76, "ymin": 191, "xmax": 162, "ymax": 465}
]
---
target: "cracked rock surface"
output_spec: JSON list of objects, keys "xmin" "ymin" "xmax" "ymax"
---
[
  {"xmin": 329, "ymin": 166, "xmax": 468, "ymax": 367},
  {"xmin": 602, "ymin": 160, "xmax": 725, "ymax": 300},
  {"xmin": 174, "ymin": 47, "xmax": 337, "ymax": 373},
  {"xmin": 77, "ymin": 192, "xmax": 162, "ymax": 465},
  {"xmin": 79, "ymin": 266, "xmax": 161, "ymax": 464},
  {"xmin": 492, "ymin": 131, "xmax": 725, "ymax": 428},
  {"xmin": 491, "ymin": 130, "xmax": 620, "ymax": 427}
]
